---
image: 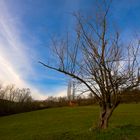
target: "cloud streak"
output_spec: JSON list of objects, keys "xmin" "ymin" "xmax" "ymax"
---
[
  {"xmin": 0, "ymin": 0, "xmax": 68, "ymax": 100},
  {"xmin": 0, "ymin": 1, "xmax": 49, "ymax": 99}
]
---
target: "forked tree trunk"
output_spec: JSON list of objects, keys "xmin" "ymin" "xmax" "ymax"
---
[{"xmin": 98, "ymin": 106, "xmax": 115, "ymax": 129}]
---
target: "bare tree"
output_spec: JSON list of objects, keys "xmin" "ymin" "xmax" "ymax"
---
[
  {"xmin": 0, "ymin": 84, "xmax": 32, "ymax": 103},
  {"xmin": 17, "ymin": 88, "xmax": 32, "ymax": 103},
  {"xmin": 39, "ymin": 1, "xmax": 140, "ymax": 129},
  {"xmin": 0, "ymin": 84, "xmax": 5, "ymax": 100}
]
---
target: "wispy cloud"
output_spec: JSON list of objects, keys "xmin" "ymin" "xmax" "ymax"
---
[
  {"xmin": 0, "ymin": 1, "xmax": 48, "ymax": 99},
  {"xmin": 0, "ymin": 0, "xmax": 68, "ymax": 100}
]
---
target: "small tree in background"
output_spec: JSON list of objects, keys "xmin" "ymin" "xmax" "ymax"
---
[
  {"xmin": 0, "ymin": 84, "xmax": 32, "ymax": 103},
  {"xmin": 39, "ymin": 0, "xmax": 140, "ymax": 129}
]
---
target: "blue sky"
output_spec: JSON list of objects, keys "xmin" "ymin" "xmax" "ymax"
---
[{"xmin": 0, "ymin": 0, "xmax": 140, "ymax": 99}]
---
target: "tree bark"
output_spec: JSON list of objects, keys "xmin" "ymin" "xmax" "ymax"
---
[{"xmin": 98, "ymin": 106, "xmax": 114, "ymax": 129}]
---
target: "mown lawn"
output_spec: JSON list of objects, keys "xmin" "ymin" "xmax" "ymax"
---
[{"xmin": 0, "ymin": 104, "xmax": 140, "ymax": 140}]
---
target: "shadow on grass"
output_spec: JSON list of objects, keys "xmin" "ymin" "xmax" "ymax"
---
[
  {"xmin": 91, "ymin": 124, "xmax": 140, "ymax": 140},
  {"xmin": 116, "ymin": 124, "xmax": 140, "ymax": 130},
  {"xmin": 33, "ymin": 124, "xmax": 140, "ymax": 140}
]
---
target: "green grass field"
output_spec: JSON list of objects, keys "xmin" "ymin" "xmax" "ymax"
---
[{"xmin": 0, "ymin": 104, "xmax": 140, "ymax": 140}]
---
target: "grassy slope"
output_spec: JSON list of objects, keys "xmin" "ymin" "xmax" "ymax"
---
[{"xmin": 0, "ymin": 104, "xmax": 140, "ymax": 140}]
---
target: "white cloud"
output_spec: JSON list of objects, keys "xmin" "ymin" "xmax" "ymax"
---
[
  {"xmin": 0, "ymin": 1, "xmax": 67, "ymax": 100},
  {"xmin": 52, "ymin": 88, "xmax": 67, "ymax": 97},
  {"xmin": 0, "ymin": 1, "xmax": 48, "ymax": 100},
  {"xmin": 0, "ymin": 52, "xmax": 47, "ymax": 100},
  {"xmin": 0, "ymin": 1, "xmax": 33, "ymax": 74},
  {"xmin": 55, "ymin": 90, "xmax": 67, "ymax": 97}
]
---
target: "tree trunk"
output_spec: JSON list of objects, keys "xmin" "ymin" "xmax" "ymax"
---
[{"xmin": 98, "ymin": 107, "xmax": 114, "ymax": 129}]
